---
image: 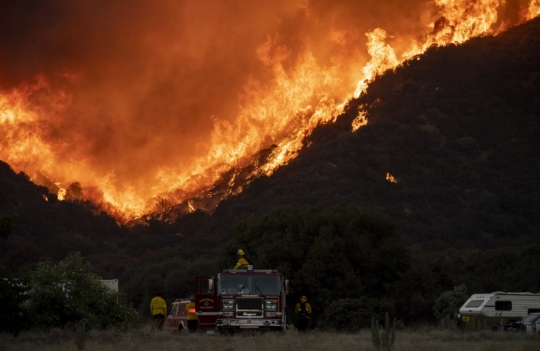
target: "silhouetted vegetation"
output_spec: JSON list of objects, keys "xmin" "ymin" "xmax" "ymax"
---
[
  {"xmin": 0, "ymin": 214, "xmax": 16, "ymax": 240},
  {"xmin": 0, "ymin": 253, "xmax": 137, "ymax": 335},
  {"xmin": 223, "ymin": 206, "xmax": 410, "ymax": 328},
  {"xmin": 0, "ymin": 265, "xmax": 28, "ymax": 335}
]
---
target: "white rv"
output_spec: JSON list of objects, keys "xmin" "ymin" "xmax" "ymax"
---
[{"xmin": 459, "ymin": 292, "xmax": 540, "ymax": 319}]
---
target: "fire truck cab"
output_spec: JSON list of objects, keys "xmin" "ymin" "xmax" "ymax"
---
[{"xmin": 195, "ymin": 267, "xmax": 289, "ymax": 333}]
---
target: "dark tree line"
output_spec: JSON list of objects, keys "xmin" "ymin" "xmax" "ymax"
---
[{"xmin": 223, "ymin": 205, "xmax": 410, "ymax": 329}]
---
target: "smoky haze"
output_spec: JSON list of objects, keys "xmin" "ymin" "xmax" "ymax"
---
[{"xmin": 0, "ymin": 0, "xmax": 534, "ymax": 213}]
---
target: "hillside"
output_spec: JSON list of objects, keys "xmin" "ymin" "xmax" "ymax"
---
[
  {"xmin": 0, "ymin": 161, "xmax": 127, "ymax": 269},
  {"xmin": 173, "ymin": 16, "xmax": 540, "ymax": 251}
]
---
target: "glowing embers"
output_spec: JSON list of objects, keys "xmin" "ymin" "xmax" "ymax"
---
[
  {"xmin": 57, "ymin": 188, "xmax": 67, "ymax": 201},
  {"xmin": 386, "ymin": 173, "xmax": 398, "ymax": 184},
  {"xmin": 352, "ymin": 110, "xmax": 368, "ymax": 132}
]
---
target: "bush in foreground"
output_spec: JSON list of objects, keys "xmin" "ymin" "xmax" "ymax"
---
[
  {"xmin": 23, "ymin": 252, "xmax": 138, "ymax": 332},
  {"xmin": 318, "ymin": 298, "xmax": 395, "ymax": 332}
]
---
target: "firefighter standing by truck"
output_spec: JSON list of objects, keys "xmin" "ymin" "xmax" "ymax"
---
[
  {"xmin": 186, "ymin": 296, "xmax": 198, "ymax": 332},
  {"xmin": 150, "ymin": 291, "xmax": 167, "ymax": 331},
  {"xmin": 295, "ymin": 295, "xmax": 312, "ymax": 333}
]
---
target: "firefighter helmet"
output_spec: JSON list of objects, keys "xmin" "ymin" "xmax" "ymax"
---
[
  {"xmin": 300, "ymin": 296, "xmax": 307, "ymax": 302},
  {"xmin": 237, "ymin": 249, "xmax": 245, "ymax": 256}
]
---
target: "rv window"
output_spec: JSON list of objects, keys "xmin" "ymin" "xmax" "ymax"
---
[
  {"xmin": 465, "ymin": 300, "xmax": 484, "ymax": 308},
  {"xmin": 495, "ymin": 301, "xmax": 512, "ymax": 311}
]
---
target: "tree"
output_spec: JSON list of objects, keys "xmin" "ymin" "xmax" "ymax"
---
[
  {"xmin": 227, "ymin": 205, "xmax": 410, "ymax": 326},
  {"xmin": 0, "ymin": 214, "xmax": 16, "ymax": 240},
  {"xmin": 433, "ymin": 284, "xmax": 469, "ymax": 321},
  {"xmin": 24, "ymin": 252, "xmax": 138, "ymax": 330},
  {"xmin": 371, "ymin": 312, "xmax": 396, "ymax": 351},
  {"xmin": 319, "ymin": 297, "xmax": 395, "ymax": 332},
  {"xmin": 0, "ymin": 265, "xmax": 28, "ymax": 335}
]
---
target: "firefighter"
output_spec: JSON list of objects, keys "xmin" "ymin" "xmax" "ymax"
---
[
  {"xmin": 294, "ymin": 295, "xmax": 312, "ymax": 333},
  {"xmin": 233, "ymin": 249, "xmax": 250, "ymax": 270},
  {"xmin": 150, "ymin": 291, "xmax": 167, "ymax": 331},
  {"xmin": 186, "ymin": 296, "xmax": 198, "ymax": 332}
]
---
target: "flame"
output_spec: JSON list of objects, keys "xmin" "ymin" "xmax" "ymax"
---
[
  {"xmin": 352, "ymin": 109, "xmax": 368, "ymax": 132},
  {"xmin": 386, "ymin": 173, "xmax": 398, "ymax": 184},
  {"xmin": 529, "ymin": 0, "xmax": 540, "ymax": 19},
  {"xmin": 354, "ymin": 29, "xmax": 399, "ymax": 98},
  {"xmin": 1, "ymin": 0, "xmax": 538, "ymax": 219}
]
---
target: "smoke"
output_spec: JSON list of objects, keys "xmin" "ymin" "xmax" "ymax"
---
[{"xmin": 0, "ymin": 0, "xmax": 536, "ymax": 213}]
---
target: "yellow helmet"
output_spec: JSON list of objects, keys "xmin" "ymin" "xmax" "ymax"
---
[
  {"xmin": 300, "ymin": 296, "xmax": 307, "ymax": 302},
  {"xmin": 237, "ymin": 249, "xmax": 245, "ymax": 256}
]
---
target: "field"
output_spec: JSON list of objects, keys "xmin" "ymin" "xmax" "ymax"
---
[{"xmin": 2, "ymin": 326, "xmax": 540, "ymax": 351}]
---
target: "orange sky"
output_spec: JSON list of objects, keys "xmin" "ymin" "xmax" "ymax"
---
[{"xmin": 1, "ymin": 0, "xmax": 537, "ymax": 217}]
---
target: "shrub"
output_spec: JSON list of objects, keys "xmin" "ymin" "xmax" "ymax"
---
[
  {"xmin": 318, "ymin": 297, "xmax": 395, "ymax": 332},
  {"xmin": 24, "ymin": 252, "xmax": 138, "ymax": 331},
  {"xmin": 433, "ymin": 284, "xmax": 469, "ymax": 321},
  {"xmin": 371, "ymin": 312, "xmax": 396, "ymax": 350}
]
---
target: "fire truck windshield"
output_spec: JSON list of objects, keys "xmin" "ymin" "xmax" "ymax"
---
[
  {"xmin": 252, "ymin": 276, "xmax": 281, "ymax": 295},
  {"xmin": 219, "ymin": 276, "xmax": 250, "ymax": 294},
  {"xmin": 219, "ymin": 275, "xmax": 281, "ymax": 295}
]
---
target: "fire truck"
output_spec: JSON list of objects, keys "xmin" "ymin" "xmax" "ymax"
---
[{"xmin": 194, "ymin": 267, "xmax": 289, "ymax": 333}]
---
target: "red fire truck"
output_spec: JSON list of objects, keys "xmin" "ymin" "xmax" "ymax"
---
[{"xmin": 194, "ymin": 267, "xmax": 289, "ymax": 333}]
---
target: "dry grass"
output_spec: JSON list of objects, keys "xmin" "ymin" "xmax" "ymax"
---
[{"xmin": 1, "ymin": 326, "xmax": 540, "ymax": 351}]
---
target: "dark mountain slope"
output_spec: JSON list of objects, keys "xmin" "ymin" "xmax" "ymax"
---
[
  {"xmin": 0, "ymin": 161, "xmax": 127, "ymax": 270},
  {"xmin": 200, "ymin": 17, "xmax": 540, "ymax": 250}
]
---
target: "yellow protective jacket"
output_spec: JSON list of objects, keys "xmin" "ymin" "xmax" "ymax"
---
[
  {"xmin": 186, "ymin": 302, "xmax": 198, "ymax": 320},
  {"xmin": 234, "ymin": 257, "xmax": 249, "ymax": 270},
  {"xmin": 294, "ymin": 302, "xmax": 312, "ymax": 319},
  {"xmin": 150, "ymin": 296, "xmax": 167, "ymax": 316}
]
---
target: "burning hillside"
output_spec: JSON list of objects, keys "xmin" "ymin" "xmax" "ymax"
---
[{"xmin": 1, "ymin": 0, "xmax": 539, "ymax": 220}]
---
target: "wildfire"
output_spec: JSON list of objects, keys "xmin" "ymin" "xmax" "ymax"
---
[
  {"xmin": 352, "ymin": 109, "xmax": 368, "ymax": 132},
  {"xmin": 386, "ymin": 173, "xmax": 398, "ymax": 184},
  {"xmin": 1, "ymin": 0, "xmax": 538, "ymax": 219}
]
